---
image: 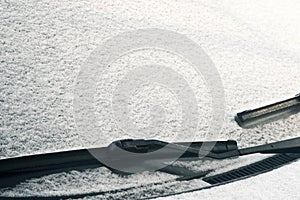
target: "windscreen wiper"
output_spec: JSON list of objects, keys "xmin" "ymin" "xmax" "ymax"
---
[
  {"xmin": 235, "ymin": 93, "xmax": 300, "ymax": 128},
  {"xmin": 1, "ymin": 137, "xmax": 300, "ymax": 189}
]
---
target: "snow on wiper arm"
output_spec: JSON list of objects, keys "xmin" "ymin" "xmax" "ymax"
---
[{"xmin": 235, "ymin": 94, "xmax": 300, "ymax": 128}]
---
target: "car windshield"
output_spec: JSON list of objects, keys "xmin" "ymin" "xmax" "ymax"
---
[{"xmin": 1, "ymin": 0, "xmax": 300, "ymax": 199}]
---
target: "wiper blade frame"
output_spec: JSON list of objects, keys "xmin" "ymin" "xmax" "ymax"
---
[{"xmin": 0, "ymin": 137, "xmax": 299, "ymax": 189}]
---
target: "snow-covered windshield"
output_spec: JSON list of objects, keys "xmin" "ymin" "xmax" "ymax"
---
[{"xmin": 1, "ymin": 0, "xmax": 300, "ymax": 199}]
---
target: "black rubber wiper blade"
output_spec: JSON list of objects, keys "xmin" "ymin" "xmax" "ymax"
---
[
  {"xmin": 0, "ymin": 140, "xmax": 237, "ymax": 188},
  {"xmin": 235, "ymin": 94, "xmax": 300, "ymax": 128},
  {"xmin": 1, "ymin": 137, "xmax": 300, "ymax": 173},
  {"xmin": 0, "ymin": 137, "xmax": 299, "ymax": 189},
  {"xmin": 0, "ymin": 140, "xmax": 237, "ymax": 175}
]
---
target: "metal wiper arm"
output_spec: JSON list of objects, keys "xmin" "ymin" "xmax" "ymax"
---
[{"xmin": 204, "ymin": 137, "xmax": 300, "ymax": 159}]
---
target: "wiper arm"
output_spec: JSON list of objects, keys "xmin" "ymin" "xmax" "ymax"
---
[{"xmin": 206, "ymin": 137, "xmax": 300, "ymax": 159}]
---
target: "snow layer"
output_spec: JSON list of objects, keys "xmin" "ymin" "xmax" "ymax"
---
[{"xmin": 1, "ymin": 0, "xmax": 300, "ymax": 199}]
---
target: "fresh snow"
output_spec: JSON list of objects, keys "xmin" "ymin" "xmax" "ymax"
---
[{"xmin": 0, "ymin": 0, "xmax": 300, "ymax": 199}]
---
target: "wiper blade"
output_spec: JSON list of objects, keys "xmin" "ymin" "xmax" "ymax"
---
[
  {"xmin": 0, "ymin": 140, "xmax": 236, "ymax": 188},
  {"xmin": 0, "ymin": 137, "xmax": 299, "ymax": 189},
  {"xmin": 235, "ymin": 94, "xmax": 300, "ymax": 128},
  {"xmin": 0, "ymin": 140, "xmax": 237, "ymax": 174}
]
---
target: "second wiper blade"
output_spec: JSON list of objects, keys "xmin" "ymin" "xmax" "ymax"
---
[{"xmin": 235, "ymin": 94, "xmax": 300, "ymax": 128}]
